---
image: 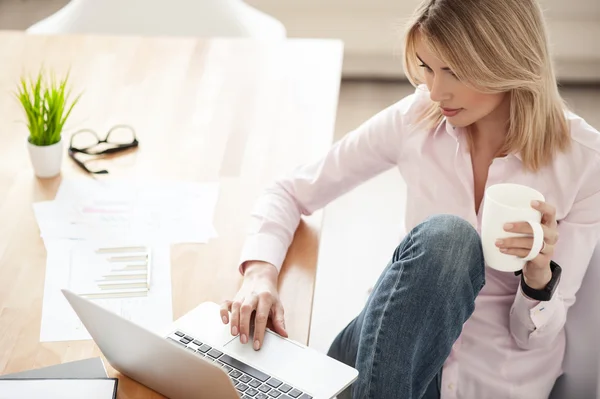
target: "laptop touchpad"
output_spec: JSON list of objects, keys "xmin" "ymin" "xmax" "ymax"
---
[{"xmin": 223, "ymin": 330, "xmax": 310, "ymax": 384}]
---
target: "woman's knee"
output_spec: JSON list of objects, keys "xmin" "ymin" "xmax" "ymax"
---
[
  {"xmin": 419, "ymin": 214, "xmax": 479, "ymax": 246},
  {"xmin": 400, "ymin": 214, "xmax": 485, "ymax": 280}
]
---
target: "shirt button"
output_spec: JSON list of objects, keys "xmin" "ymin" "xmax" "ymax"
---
[{"xmin": 448, "ymin": 383, "xmax": 455, "ymax": 390}]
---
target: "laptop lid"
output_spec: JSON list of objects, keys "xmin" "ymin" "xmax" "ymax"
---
[{"xmin": 61, "ymin": 289, "xmax": 239, "ymax": 399}]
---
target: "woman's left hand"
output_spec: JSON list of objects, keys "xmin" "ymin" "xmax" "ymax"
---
[{"xmin": 495, "ymin": 200, "xmax": 559, "ymax": 289}]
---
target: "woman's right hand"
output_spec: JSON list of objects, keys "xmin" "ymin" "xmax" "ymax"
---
[{"xmin": 220, "ymin": 261, "xmax": 288, "ymax": 351}]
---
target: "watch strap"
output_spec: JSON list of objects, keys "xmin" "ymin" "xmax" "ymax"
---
[{"xmin": 516, "ymin": 261, "xmax": 562, "ymax": 302}]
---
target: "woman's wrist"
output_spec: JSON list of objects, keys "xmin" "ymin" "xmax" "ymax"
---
[
  {"xmin": 523, "ymin": 265, "xmax": 553, "ymax": 290},
  {"xmin": 243, "ymin": 261, "xmax": 278, "ymax": 283}
]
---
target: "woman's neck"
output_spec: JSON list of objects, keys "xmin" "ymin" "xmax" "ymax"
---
[{"xmin": 471, "ymin": 94, "xmax": 511, "ymax": 158}]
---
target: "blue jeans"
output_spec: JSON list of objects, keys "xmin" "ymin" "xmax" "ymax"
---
[{"xmin": 327, "ymin": 215, "xmax": 486, "ymax": 399}]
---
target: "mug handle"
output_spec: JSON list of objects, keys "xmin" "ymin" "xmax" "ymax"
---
[{"xmin": 522, "ymin": 221, "xmax": 545, "ymax": 261}]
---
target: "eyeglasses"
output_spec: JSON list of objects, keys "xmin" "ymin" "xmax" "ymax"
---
[{"xmin": 68, "ymin": 125, "xmax": 139, "ymax": 174}]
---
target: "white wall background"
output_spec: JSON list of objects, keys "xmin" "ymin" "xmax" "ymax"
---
[{"xmin": 247, "ymin": 0, "xmax": 600, "ymax": 81}]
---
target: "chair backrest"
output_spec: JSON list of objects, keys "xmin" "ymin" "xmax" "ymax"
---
[
  {"xmin": 26, "ymin": 0, "xmax": 286, "ymax": 39},
  {"xmin": 550, "ymin": 243, "xmax": 600, "ymax": 399}
]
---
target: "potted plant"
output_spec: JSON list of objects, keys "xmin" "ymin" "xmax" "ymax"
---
[{"xmin": 15, "ymin": 69, "xmax": 81, "ymax": 178}]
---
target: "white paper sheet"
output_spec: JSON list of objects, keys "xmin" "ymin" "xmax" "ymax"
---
[
  {"xmin": 33, "ymin": 179, "xmax": 219, "ymax": 244},
  {"xmin": 40, "ymin": 240, "xmax": 173, "ymax": 342}
]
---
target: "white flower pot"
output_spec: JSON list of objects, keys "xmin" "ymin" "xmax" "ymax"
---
[{"xmin": 27, "ymin": 138, "xmax": 64, "ymax": 178}]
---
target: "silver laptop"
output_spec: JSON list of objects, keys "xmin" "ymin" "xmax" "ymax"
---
[{"xmin": 61, "ymin": 289, "xmax": 357, "ymax": 399}]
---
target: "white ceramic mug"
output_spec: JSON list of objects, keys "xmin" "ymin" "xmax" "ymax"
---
[{"xmin": 481, "ymin": 183, "xmax": 545, "ymax": 272}]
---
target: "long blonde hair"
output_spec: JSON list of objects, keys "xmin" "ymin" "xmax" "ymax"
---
[{"xmin": 403, "ymin": 0, "xmax": 570, "ymax": 171}]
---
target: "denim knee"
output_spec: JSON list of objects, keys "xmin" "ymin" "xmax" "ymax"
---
[
  {"xmin": 400, "ymin": 214, "xmax": 485, "ymax": 285},
  {"xmin": 418, "ymin": 214, "xmax": 479, "ymax": 248}
]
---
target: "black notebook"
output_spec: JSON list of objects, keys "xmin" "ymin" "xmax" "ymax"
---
[{"xmin": 0, "ymin": 378, "xmax": 117, "ymax": 398}]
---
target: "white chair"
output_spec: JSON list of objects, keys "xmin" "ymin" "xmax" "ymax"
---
[
  {"xmin": 550, "ymin": 243, "xmax": 600, "ymax": 399},
  {"xmin": 26, "ymin": 0, "xmax": 286, "ymax": 39}
]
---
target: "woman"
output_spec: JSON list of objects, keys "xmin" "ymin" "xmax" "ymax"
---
[{"xmin": 220, "ymin": 0, "xmax": 600, "ymax": 398}]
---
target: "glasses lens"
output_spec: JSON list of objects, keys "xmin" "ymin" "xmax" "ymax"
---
[
  {"xmin": 69, "ymin": 150, "xmax": 108, "ymax": 174},
  {"xmin": 106, "ymin": 126, "xmax": 136, "ymax": 145},
  {"xmin": 71, "ymin": 131, "xmax": 99, "ymax": 149}
]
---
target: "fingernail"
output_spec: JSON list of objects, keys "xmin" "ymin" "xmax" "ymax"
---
[
  {"xmin": 495, "ymin": 239, "xmax": 504, "ymax": 246},
  {"xmin": 232, "ymin": 326, "xmax": 238, "ymax": 336},
  {"xmin": 531, "ymin": 200, "xmax": 540, "ymax": 206},
  {"xmin": 241, "ymin": 334, "xmax": 248, "ymax": 344},
  {"xmin": 254, "ymin": 340, "xmax": 260, "ymax": 350},
  {"xmin": 500, "ymin": 248, "xmax": 508, "ymax": 253},
  {"xmin": 504, "ymin": 223, "xmax": 513, "ymax": 230},
  {"xmin": 222, "ymin": 316, "xmax": 228, "ymax": 324}
]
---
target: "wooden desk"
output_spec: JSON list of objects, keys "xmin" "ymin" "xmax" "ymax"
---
[{"xmin": 0, "ymin": 31, "xmax": 343, "ymax": 398}]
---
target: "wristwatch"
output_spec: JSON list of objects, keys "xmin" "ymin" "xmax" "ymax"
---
[{"xmin": 514, "ymin": 261, "xmax": 562, "ymax": 301}]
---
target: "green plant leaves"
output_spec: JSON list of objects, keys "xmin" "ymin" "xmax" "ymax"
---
[{"xmin": 15, "ymin": 69, "xmax": 81, "ymax": 146}]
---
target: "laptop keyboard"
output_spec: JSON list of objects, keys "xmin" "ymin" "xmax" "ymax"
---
[{"xmin": 167, "ymin": 330, "xmax": 313, "ymax": 399}]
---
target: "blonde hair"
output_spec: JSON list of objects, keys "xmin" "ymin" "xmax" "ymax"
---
[{"xmin": 403, "ymin": 0, "xmax": 570, "ymax": 171}]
